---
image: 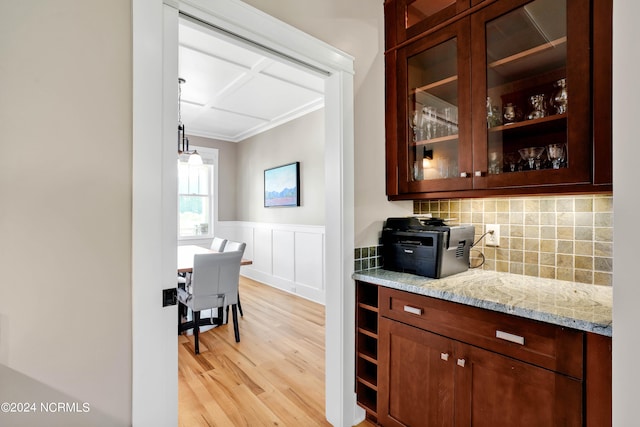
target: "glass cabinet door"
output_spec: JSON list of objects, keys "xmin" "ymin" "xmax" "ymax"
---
[
  {"xmin": 471, "ymin": 0, "xmax": 590, "ymax": 188},
  {"xmin": 398, "ymin": 19, "xmax": 472, "ymax": 194}
]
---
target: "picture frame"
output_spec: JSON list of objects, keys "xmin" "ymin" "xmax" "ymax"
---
[{"xmin": 264, "ymin": 162, "xmax": 300, "ymax": 207}]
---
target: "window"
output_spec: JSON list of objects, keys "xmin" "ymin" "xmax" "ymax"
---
[{"xmin": 178, "ymin": 148, "xmax": 216, "ymax": 238}]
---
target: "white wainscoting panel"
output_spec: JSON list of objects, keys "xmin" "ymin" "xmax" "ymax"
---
[{"xmin": 217, "ymin": 221, "xmax": 325, "ymax": 304}]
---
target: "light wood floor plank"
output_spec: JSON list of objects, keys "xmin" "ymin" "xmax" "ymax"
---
[{"xmin": 178, "ymin": 276, "xmax": 377, "ymax": 427}]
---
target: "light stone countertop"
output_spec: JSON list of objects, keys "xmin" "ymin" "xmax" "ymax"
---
[{"xmin": 353, "ymin": 268, "xmax": 612, "ymax": 337}]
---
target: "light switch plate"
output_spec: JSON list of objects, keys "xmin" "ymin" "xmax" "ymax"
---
[{"xmin": 485, "ymin": 224, "xmax": 500, "ymax": 247}]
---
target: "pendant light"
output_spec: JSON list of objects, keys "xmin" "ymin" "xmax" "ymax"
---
[{"xmin": 178, "ymin": 78, "xmax": 203, "ymax": 165}]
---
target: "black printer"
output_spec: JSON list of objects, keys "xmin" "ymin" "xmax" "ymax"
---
[{"xmin": 381, "ymin": 217, "xmax": 475, "ymax": 279}]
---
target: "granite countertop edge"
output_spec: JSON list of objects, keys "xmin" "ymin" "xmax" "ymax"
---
[{"xmin": 353, "ymin": 268, "xmax": 612, "ymax": 337}]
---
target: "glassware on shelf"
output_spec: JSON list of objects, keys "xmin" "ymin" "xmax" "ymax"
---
[
  {"xmin": 424, "ymin": 106, "xmax": 436, "ymax": 140},
  {"xmin": 488, "ymin": 151, "xmax": 502, "ymax": 174},
  {"xmin": 526, "ymin": 94, "xmax": 548, "ymax": 120},
  {"xmin": 486, "ymin": 97, "xmax": 501, "ymax": 128},
  {"xmin": 504, "ymin": 152, "xmax": 521, "ymax": 172},
  {"xmin": 551, "ymin": 78, "xmax": 568, "ymax": 114},
  {"xmin": 518, "ymin": 147, "xmax": 546, "ymax": 170},
  {"xmin": 503, "ymin": 103, "xmax": 522, "ymax": 124},
  {"xmin": 547, "ymin": 143, "xmax": 566, "ymax": 169}
]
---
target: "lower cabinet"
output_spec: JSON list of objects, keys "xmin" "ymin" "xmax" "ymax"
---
[
  {"xmin": 379, "ymin": 317, "xmax": 582, "ymax": 426},
  {"xmin": 364, "ymin": 284, "xmax": 612, "ymax": 427}
]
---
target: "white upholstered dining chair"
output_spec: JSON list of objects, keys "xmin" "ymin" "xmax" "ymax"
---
[
  {"xmin": 210, "ymin": 236, "xmax": 227, "ymax": 252},
  {"xmin": 177, "ymin": 250, "xmax": 243, "ymax": 354},
  {"xmin": 223, "ymin": 240, "xmax": 246, "ymax": 317}
]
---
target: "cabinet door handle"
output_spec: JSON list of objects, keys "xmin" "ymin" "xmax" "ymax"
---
[
  {"xmin": 403, "ymin": 305, "xmax": 422, "ymax": 315},
  {"xmin": 496, "ymin": 330, "xmax": 525, "ymax": 345},
  {"xmin": 460, "ymin": 172, "xmax": 470, "ymax": 178},
  {"xmin": 475, "ymin": 170, "xmax": 485, "ymax": 177},
  {"xmin": 441, "ymin": 352, "xmax": 449, "ymax": 361},
  {"xmin": 457, "ymin": 358, "xmax": 466, "ymax": 368}
]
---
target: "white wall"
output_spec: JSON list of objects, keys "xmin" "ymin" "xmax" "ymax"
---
[
  {"xmin": 236, "ymin": 108, "xmax": 326, "ymax": 225},
  {"xmin": 0, "ymin": 1, "xmax": 132, "ymax": 425},
  {"xmin": 241, "ymin": 0, "xmax": 413, "ymax": 246},
  {"xmin": 612, "ymin": 1, "xmax": 640, "ymax": 425}
]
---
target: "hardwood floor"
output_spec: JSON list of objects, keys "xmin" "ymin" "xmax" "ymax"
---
[{"xmin": 178, "ymin": 276, "xmax": 377, "ymax": 427}]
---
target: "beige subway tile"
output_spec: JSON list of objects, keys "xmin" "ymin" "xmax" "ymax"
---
[
  {"xmin": 497, "ymin": 261, "xmax": 509, "ymax": 272},
  {"xmin": 510, "ymin": 262, "xmax": 524, "ymax": 275},
  {"xmin": 510, "ymin": 225, "xmax": 524, "ymax": 238},
  {"xmin": 497, "ymin": 212, "xmax": 510, "ymax": 225},
  {"xmin": 575, "ymin": 197, "xmax": 594, "ymax": 212},
  {"xmin": 483, "ymin": 247, "xmax": 496, "ymax": 259},
  {"xmin": 471, "ymin": 199, "xmax": 483, "ymax": 212},
  {"xmin": 429, "ymin": 201, "xmax": 440, "ymax": 213},
  {"xmin": 472, "ymin": 212, "xmax": 484, "ymax": 224},
  {"xmin": 594, "ymin": 196, "xmax": 613, "ymax": 212},
  {"xmin": 524, "ymin": 264, "xmax": 539, "ymax": 277},
  {"xmin": 575, "ymin": 256, "xmax": 593, "ymax": 270},
  {"xmin": 595, "ymin": 212, "xmax": 613, "ymax": 227},
  {"xmin": 482, "ymin": 258, "xmax": 496, "ymax": 271},
  {"xmin": 575, "ymin": 212, "xmax": 593, "ymax": 227},
  {"xmin": 574, "ymin": 226, "xmax": 593, "ymax": 241},
  {"xmin": 525, "ymin": 199, "xmax": 540, "ymax": 212},
  {"xmin": 460, "ymin": 199, "xmax": 472, "ymax": 213},
  {"xmin": 575, "ymin": 269, "xmax": 593, "ymax": 284},
  {"xmin": 510, "ymin": 237, "xmax": 524, "ymax": 250},
  {"xmin": 511, "ymin": 250, "xmax": 524, "ymax": 263},
  {"xmin": 557, "ymin": 268, "xmax": 574, "ymax": 281},
  {"xmin": 556, "ymin": 212, "xmax": 575, "ymax": 226},
  {"xmin": 484, "ymin": 199, "xmax": 497, "ymax": 213},
  {"xmin": 594, "ymin": 242, "xmax": 613, "ymax": 257},
  {"xmin": 594, "ymin": 257, "xmax": 613, "ymax": 272},
  {"xmin": 541, "ymin": 212, "xmax": 556, "ymax": 225},
  {"xmin": 575, "ymin": 241, "xmax": 594, "ymax": 256},
  {"xmin": 460, "ymin": 212, "xmax": 472, "ymax": 223},
  {"xmin": 510, "ymin": 199, "xmax": 524, "ymax": 212},
  {"xmin": 450, "ymin": 200, "xmax": 460, "ymax": 215},
  {"xmin": 525, "ymin": 238, "xmax": 540, "ymax": 252},
  {"xmin": 556, "ymin": 198, "xmax": 574, "ymax": 212},
  {"xmin": 541, "ymin": 226, "xmax": 556, "ymax": 239},
  {"xmin": 524, "ymin": 212, "xmax": 540, "ymax": 226},
  {"xmin": 594, "ymin": 272, "xmax": 613, "ymax": 286},
  {"xmin": 510, "ymin": 211, "xmax": 524, "ymax": 225},
  {"xmin": 497, "ymin": 199, "xmax": 510, "ymax": 213},
  {"xmin": 525, "ymin": 225, "xmax": 540, "ymax": 239},
  {"xmin": 540, "ymin": 239, "xmax": 556, "ymax": 252},
  {"xmin": 524, "ymin": 251, "xmax": 539, "ymax": 264},
  {"xmin": 557, "ymin": 240, "xmax": 574, "ymax": 254},
  {"xmin": 540, "ymin": 266, "xmax": 556, "ymax": 279},
  {"xmin": 540, "ymin": 252, "xmax": 556, "ymax": 266},
  {"xmin": 540, "ymin": 198, "xmax": 556, "ymax": 212},
  {"xmin": 595, "ymin": 227, "xmax": 613, "ymax": 242},
  {"xmin": 484, "ymin": 212, "xmax": 497, "ymax": 224},
  {"xmin": 557, "ymin": 226, "xmax": 574, "ymax": 240},
  {"xmin": 496, "ymin": 248, "xmax": 510, "ymax": 261},
  {"xmin": 557, "ymin": 254, "xmax": 574, "ymax": 268}
]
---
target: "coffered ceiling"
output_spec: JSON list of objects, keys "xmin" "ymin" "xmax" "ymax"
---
[{"xmin": 178, "ymin": 18, "xmax": 326, "ymax": 143}]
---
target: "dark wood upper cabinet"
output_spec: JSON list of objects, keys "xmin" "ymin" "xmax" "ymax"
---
[{"xmin": 385, "ymin": 0, "xmax": 613, "ymax": 200}]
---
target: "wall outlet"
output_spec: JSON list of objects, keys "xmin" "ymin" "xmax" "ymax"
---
[{"xmin": 485, "ymin": 224, "xmax": 500, "ymax": 247}]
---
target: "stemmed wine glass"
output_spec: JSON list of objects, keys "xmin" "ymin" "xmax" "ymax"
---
[
  {"xmin": 424, "ymin": 106, "xmax": 436, "ymax": 140},
  {"xmin": 518, "ymin": 147, "xmax": 546, "ymax": 170},
  {"xmin": 547, "ymin": 143, "xmax": 565, "ymax": 169}
]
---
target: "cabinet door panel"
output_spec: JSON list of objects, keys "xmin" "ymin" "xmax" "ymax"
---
[
  {"xmin": 379, "ymin": 317, "xmax": 455, "ymax": 427},
  {"xmin": 397, "ymin": 19, "xmax": 473, "ymax": 194},
  {"xmin": 455, "ymin": 342, "xmax": 582, "ymax": 427},
  {"xmin": 471, "ymin": 0, "xmax": 591, "ymax": 189}
]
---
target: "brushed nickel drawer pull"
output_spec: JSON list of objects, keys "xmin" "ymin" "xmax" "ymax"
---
[
  {"xmin": 403, "ymin": 305, "xmax": 423, "ymax": 315},
  {"xmin": 441, "ymin": 352, "xmax": 449, "ymax": 361},
  {"xmin": 496, "ymin": 330, "xmax": 525, "ymax": 345},
  {"xmin": 457, "ymin": 358, "xmax": 466, "ymax": 367}
]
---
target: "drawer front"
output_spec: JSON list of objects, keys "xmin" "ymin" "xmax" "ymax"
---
[{"xmin": 379, "ymin": 287, "xmax": 584, "ymax": 378}]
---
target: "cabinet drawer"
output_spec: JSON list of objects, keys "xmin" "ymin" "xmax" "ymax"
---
[{"xmin": 379, "ymin": 287, "xmax": 583, "ymax": 378}]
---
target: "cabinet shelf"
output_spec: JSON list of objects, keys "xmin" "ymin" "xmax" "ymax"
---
[
  {"xmin": 358, "ymin": 302, "xmax": 379, "ymax": 313},
  {"xmin": 412, "ymin": 133, "xmax": 458, "ymax": 146},
  {"xmin": 412, "ymin": 75, "xmax": 458, "ymax": 107},
  {"xmin": 488, "ymin": 113, "xmax": 566, "ymax": 134},
  {"xmin": 358, "ymin": 327, "xmax": 378, "ymax": 339},
  {"xmin": 489, "ymin": 37, "xmax": 567, "ymax": 83}
]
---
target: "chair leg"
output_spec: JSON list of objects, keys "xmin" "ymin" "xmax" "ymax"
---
[
  {"xmin": 232, "ymin": 304, "xmax": 240, "ymax": 343},
  {"xmin": 237, "ymin": 291, "xmax": 243, "ymax": 317},
  {"xmin": 193, "ymin": 310, "xmax": 200, "ymax": 354}
]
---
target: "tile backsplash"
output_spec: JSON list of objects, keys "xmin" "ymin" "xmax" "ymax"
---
[{"xmin": 355, "ymin": 194, "xmax": 613, "ymax": 287}]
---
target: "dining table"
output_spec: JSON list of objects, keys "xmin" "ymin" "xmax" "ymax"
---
[{"xmin": 177, "ymin": 244, "xmax": 252, "ymax": 273}]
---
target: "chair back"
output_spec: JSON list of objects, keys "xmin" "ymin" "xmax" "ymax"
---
[
  {"xmin": 223, "ymin": 240, "xmax": 246, "ymax": 256},
  {"xmin": 210, "ymin": 237, "xmax": 227, "ymax": 252},
  {"xmin": 190, "ymin": 251, "xmax": 242, "ymax": 311}
]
